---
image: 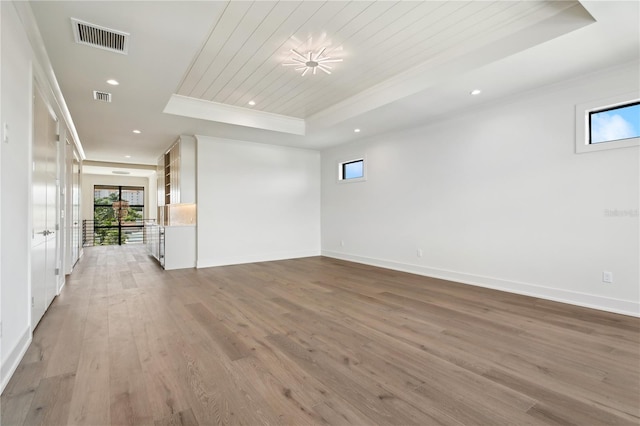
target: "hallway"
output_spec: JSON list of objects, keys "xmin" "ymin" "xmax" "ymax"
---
[{"xmin": 1, "ymin": 246, "xmax": 639, "ymax": 425}]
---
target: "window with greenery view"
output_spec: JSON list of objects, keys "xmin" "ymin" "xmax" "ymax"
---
[{"xmin": 93, "ymin": 185, "xmax": 144, "ymax": 245}]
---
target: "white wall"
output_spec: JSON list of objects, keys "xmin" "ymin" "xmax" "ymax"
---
[
  {"xmin": 1, "ymin": 1, "xmax": 34, "ymax": 390},
  {"xmin": 196, "ymin": 136, "xmax": 321, "ymax": 267},
  {"xmin": 148, "ymin": 172, "xmax": 157, "ymax": 220},
  {"xmin": 63, "ymin": 141, "xmax": 81, "ymax": 275},
  {"xmin": 81, "ymin": 173, "xmax": 154, "ymax": 221},
  {"xmin": 321, "ymin": 62, "xmax": 640, "ymax": 316},
  {"xmin": 0, "ymin": 0, "xmax": 3, "ymax": 386}
]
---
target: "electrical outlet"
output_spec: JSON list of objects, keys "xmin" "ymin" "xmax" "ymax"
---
[
  {"xmin": 417, "ymin": 249, "xmax": 423, "ymax": 257},
  {"xmin": 340, "ymin": 240, "xmax": 345, "ymax": 247},
  {"xmin": 602, "ymin": 271, "xmax": 613, "ymax": 283}
]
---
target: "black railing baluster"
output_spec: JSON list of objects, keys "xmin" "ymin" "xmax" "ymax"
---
[{"xmin": 82, "ymin": 219, "xmax": 156, "ymax": 247}]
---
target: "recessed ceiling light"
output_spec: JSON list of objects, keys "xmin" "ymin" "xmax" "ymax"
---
[
  {"xmin": 470, "ymin": 89, "xmax": 482, "ymax": 96},
  {"xmin": 132, "ymin": 130, "xmax": 141, "ymax": 134},
  {"xmin": 248, "ymin": 100, "xmax": 256, "ymax": 106},
  {"xmin": 106, "ymin": 79, "xmax": 119, "ymax": 86},
  {"xmin": 124, "ymin": 155, "xmax": 131, "ymax": 158},
  {"xmin": 354, "ymin": 128, "xmax": 361, "ymax": 133},
  {"xmin": 283, "ymin": 47, "xmax": 343, "ymax": 76}
]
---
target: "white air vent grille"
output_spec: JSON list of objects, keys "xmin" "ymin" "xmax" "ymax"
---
[
  {"xmin": 93, "ymin": 91, "xmax": 112, "ymax": 103},
  {"xmin": 71, "ymin": 18, "xmax": 129, "ymax": 55}
]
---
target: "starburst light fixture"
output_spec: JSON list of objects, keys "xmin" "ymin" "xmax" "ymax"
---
[{"xmin": 283, "ymin": 47, "xmax": 343, "ymax": 76}]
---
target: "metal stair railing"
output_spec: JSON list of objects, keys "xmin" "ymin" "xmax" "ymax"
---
[{"xmin": 82, "ymin": 219, "xmax": 156, "ymax": 246}]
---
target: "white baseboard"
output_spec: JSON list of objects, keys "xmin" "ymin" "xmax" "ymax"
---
[
  {"xmin": 322, "ymin": 250, "xmax": 640, "ymax": 317},
  {"xmin": 197, "ymin": 249, "xmax": 321, "ymax": 269},
  {"xmin": 57, "ymin": 275, "xmax": 66, "ymax": 295},
  {"xmin": 1, "ymin": 326, "xmax": 32, "ymax": 393}
]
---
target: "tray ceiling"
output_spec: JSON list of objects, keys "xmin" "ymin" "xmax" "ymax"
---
[
  {"xmin": 177, "ymin": 1, "xmax": 579, "ymax": 119},
  {"xmin": 27, "ymin": 1, "xmax": 639, "ymax": 164}
]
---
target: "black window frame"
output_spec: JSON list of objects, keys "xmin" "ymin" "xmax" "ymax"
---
[
  {"xmin": 93, "ymin": 185, "xmax": 145, "ymax": 245},
  {"xmin": 588, "ymin": 100, "xmax": 640, "ymax": 145},
  {"xmin": 341, "ymin": 159, "xmax": 365, "ymax": 180}
]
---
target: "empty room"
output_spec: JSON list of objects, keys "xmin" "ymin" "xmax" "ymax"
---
[{"xmin": 1, "ymin": 1, "xmax": 639, "ymax": 425}]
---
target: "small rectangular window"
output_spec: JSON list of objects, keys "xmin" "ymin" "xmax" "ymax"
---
[
  {"xmin": 589, "ymin": 101, "xmax": 640, "ymax": 144},
  {"xmin": 342, "ymin": 160, "xmax": 364, "ymax": 179},
  {"xmin": 339, "ymin": 158, "xmax": 365, "ymax": 182},
  {"xmin": 575, "ymin": 91, "xmax": 640, "ymax": 154}
]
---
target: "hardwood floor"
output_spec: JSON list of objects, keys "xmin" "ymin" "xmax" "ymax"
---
[{"xmin": 2, "ymin": 245, "xmax": 639, "ymax": 425}]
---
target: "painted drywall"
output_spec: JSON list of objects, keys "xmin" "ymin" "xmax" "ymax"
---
[
  {"xmin": 81, "ymin": 173, "xmax": 154, "ymax": 221},
  {"xmin": 321, "ymin": 62, "xmax": 640, "ymax": 316},
  {"xmin": 148, "ymin": 172, "xmax": 157, "ymax": 220},
  {"xmin": 0, "ymin": 0, "xmax": 4, "ymax": 387},
  {"xmin": 196, "ymin": 136, "xmax": 321, "ymax": 267},
  {"xmin": 63, "ymin": 141, "xmax": 82, "ymax": 275},
  {"xmin": 1, "ymin": 1, "xmax": 34, "ymax": 390}
]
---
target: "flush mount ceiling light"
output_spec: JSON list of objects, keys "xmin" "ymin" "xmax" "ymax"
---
[
  {"xmin": 248, "ymin": 100, "xmax": 256, "ymax": 106},
  {"xmin": 106, "ymin": 79, "xmax": 119, "ymax": 86},
  {"xmin": 132, "ymin": 129, "xmax": 141, "ymax": 134},
  {"xmin": 283, "ymin": 47, "xmax": 342, "ymax": 76},
  {"xmin": 470, "ymin": 89, "xmax": 482, "ymax": 95}
]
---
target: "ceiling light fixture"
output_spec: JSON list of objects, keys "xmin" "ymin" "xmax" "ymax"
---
[
  {"xmin": 470, "ymin": 89, "xmax": 482, "ymax": 95},
  {"xmin": 124, "ymin": 155, "xmax": 131, "ymax": 158},
  {"xmin": 248, "ymin": 100, "xmax": 256, "ymax": 106},
  {"xmin": 283, "ymin": 47, "xmax": 343, "ymax": 76},
  {"xmin": 354, "ymin": 128, "xmax": 361, "ymax": 133},
  {"xmin": 106, "ymin": 79, "xmax": 119, "ymax": 86},
  {"xmin": 132, "ymin": 130, "xmax": 141, "ymax": 134}
]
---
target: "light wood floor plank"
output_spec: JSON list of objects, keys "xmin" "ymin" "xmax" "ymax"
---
[
  {"xmin": 66, "ymin": 336, "xmax": 110, "ymax": 426},
  {"xmin": 2, "ymin": 245, "xmax": 638, "ymax": 425}
]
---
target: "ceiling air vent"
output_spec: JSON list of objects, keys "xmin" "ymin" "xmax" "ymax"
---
[
  {"xmin": 93, "ymin": 91, "xmax": 112, "ymax": 103},
  {"xmin": 71, "ymin": 18, "xmax": 129, "ymax": 55}
]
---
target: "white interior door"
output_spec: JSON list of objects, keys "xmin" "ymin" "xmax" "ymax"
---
[
  {"xmin": 31, "ymin": 85, "xmax": 58, "ymax": 328},
  {"xmin": 44, "ymin": 102, "xmax": 58, "ymax": 308},
  {"xmin": 32, "ymin": 86, "xmax": 49, "ymax": 327},
  {"xmin": 71, "ymin": 152, "xmax": 80, "ymax": 266}
]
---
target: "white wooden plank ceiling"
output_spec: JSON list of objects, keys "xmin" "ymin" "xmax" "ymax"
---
[
  {"xmin": 178, "ymin": 1, "xmax": 578, "ymax": 119},
  {"xmin": 30, "ymin": 0, "xmax": 634, "ymax": 163}
]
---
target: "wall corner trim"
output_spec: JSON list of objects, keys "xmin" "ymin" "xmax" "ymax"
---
[{"xmin": 11, "ymin": 1, "xmax": 86, "ymax": 159}]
